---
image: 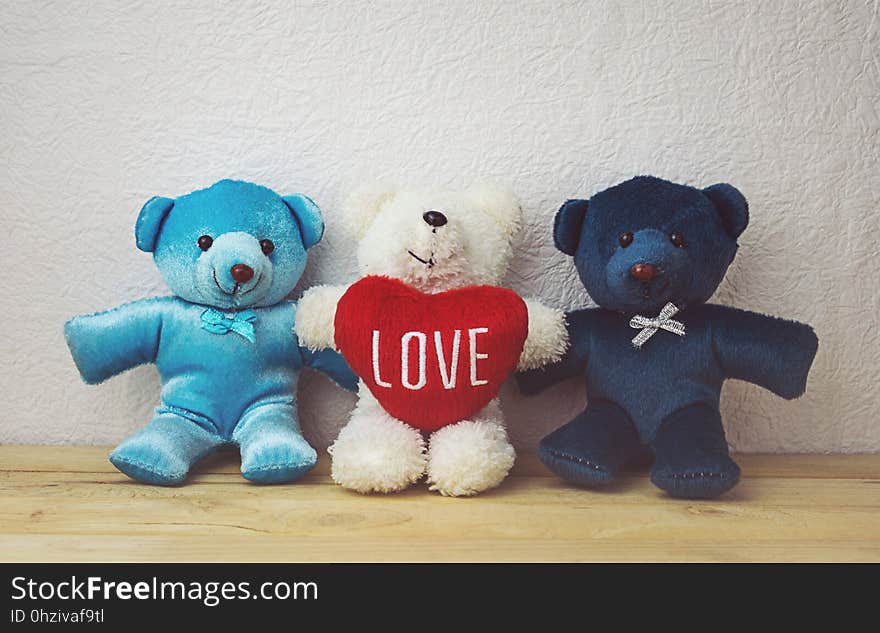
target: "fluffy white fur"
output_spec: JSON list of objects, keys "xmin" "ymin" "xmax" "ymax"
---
[
  {"xmin": 426, "ymin": 399, "xmax": 515, "ymax": 497},
  {"xmin": 296, "ymin": 184, "xmax": 567, "ymax": 496},
  {"xmin": 295, "ymin": 284, "xmax": 347, "ymax": 351},
  {"xmin": 519, "ymin": 299, "xmax": 569, "ymax": 371},
  {"xmin": 328, "ymin": 387, "xmax": 427, "ymax": 493},
  {"xmin": 349, "ymin": 186, "xmax": 521, "ymax": 292}
]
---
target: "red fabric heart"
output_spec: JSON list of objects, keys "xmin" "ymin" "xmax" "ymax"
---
[{"xmin": 334, "ymin": 275, "xmax": 528, "ymax": 432}]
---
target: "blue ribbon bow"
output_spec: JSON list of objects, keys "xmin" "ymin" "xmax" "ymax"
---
[{"xmin": 200, "ymin": 308, "xmax": 257, "ymax": 343}]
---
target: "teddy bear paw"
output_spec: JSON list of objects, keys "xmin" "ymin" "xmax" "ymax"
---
[
  {"xmin": 427, "ymin": 420, "xmax": 516, "ymax": 497},
  {"xmin": 650, "ymin": 456, "xmax": 741, "ymax": 500},
  {"xmin": 650, "ymin": 404, "xmax": 741, "ymax": 499},
  {"xmin": 518, "ymin": 299, "xmax": 568, "ymax": 370},
  {"xmin": 110, "ymin": 441, "xmax": 191, "ymax": 486},
  {"xmin": 536, "ymin": 402, "xmax": 645, "ymax": 487},
  {"xmin": 294, "ymin": 284, "xmax": 347, "ymax": 351},
  {"xmin": 240, "ymin": 434, "xmax": 318, "ymax": 484},
  {"xmin": 329, "ymin": 414, "xmax": 427, "ymax": 493}
]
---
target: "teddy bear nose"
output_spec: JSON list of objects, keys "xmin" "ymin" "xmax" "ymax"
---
[
  {"xmin": 630, "ymin": 263, "xmax": 657, "ymax": 281},
  {"xmin": 423, "ymin": 210, "xmax": 447, "ymax": 227},
  {"xmin": 230, "ymin": 264, "xmax": 255, "ymax": 283}
]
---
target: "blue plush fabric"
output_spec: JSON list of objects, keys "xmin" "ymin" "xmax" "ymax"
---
[
  {"xmin": 65, "ymin": 180, "xmax": 357, "ymax": 486},
  {"xmin": 519, "ymin": 176, "xmax": 818, "ymax": 499}
]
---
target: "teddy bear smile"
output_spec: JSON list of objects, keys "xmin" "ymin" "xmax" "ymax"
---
[
  {"xmin": 212, "ymin": 269, "xmax": 264, "ymax": 296},
  {"xmin": 237, "ymin": 273, "xmax": 264, "ymax": 295},
  {"xmin": 407, "ymin": 249, "xmax": 435, "ymax": 268},
  {"xmin": 640, "ymin": 279, "xmax": 670, "ymax": 301}
]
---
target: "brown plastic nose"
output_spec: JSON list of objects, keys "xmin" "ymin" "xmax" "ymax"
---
[
  {"xmin": 423, "ymin": 210, "xmax": 448, "ymax": 227},
  {"xmin": 230, "ymin": 264, "xmax": 254, "ymax": 283},
  {"xmin": 630, "ymin": 263, "xmax": 656, "ymax": 281}
]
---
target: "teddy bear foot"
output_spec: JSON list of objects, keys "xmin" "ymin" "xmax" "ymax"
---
[
  {"xmin": 329, "ymin": 413, "xmax": 427, "ymax": 494},
  {"xmin": 650, "ymin": 461, "xmax": 740, "ymax": 499},
  {"xmin": 110, "ymin": 413, "xmax": 224, "ymax": 486},
  {"xmin": 649, "ymin": 404, "xmax": 741, "ymax": 499},
  {"xmin": 427, "ymin": 420, "xmax": 516, "ymax": 497},
  {"xmin": 110, "ymin": 450, "xmax": 189, "ymax": 486},
  {"xmin": 234, "ymin": 405, "xmax": 317, "ymax": 484},
  {"xmin": 239, "ymin": 435, "xmax": 317, "ymax": 484},
  {"xmin": 537, "ymin": 400, "xmax": 643, "ymax": 488}
]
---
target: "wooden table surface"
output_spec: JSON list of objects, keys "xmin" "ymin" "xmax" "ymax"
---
[{"xmin": 1, "ymin": 446, "xmax": 878, "ymax": 562}]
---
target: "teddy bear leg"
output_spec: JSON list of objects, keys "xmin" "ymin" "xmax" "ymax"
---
[
  {"xmin": 426, "ymin": 404, "xmax": 516, "ymax": 497},
  {"xmin": 329, "ymin": 401, "xmax": 427, "ymax": 494},
  {"xmin": 234, "ymin": 402, "xmax": 317, "ymax": 484},
  {"xmin": 426, "ymin": 421, "xmax": 515, "ymax": 497},
  {"xmin": 110, "ymin": 411, "xmax": 225, "ymax": 486},
  {"xmin": 537, "ymin": 399, "xmax": 643, "ymax": 487},
  {"xmin": 649, "ymin": 403, "xmax": 740, "ymax": 499}
]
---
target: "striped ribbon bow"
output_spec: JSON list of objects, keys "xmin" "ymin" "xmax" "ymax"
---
[{"xmin": 629, "ymin": 302, "xmax": 685, "ymax": 349}]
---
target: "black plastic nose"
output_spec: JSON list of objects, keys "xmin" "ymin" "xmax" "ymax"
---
[
  {"xmin": 423, "ymin": 210, "xmax": 447, "ymax": 227},
  {"xmin": 230, "ymin": 264, "xmax": 254, "ymax": 283},
  {"xmin": 630, "ymin": 263, "xmax": 657, "ymax": 281}
]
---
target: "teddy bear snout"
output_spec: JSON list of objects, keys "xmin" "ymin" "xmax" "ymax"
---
[
  {"xmin": 230, "ymin": 264, "xmax": 255, "ymax": 283},
  {"xmin": 195, "ymin": 231, "xmax": 274, "ymax": 306},
  {"xmin": 630, "ymin": 263, "xmax": 657, "ymax": 281}
]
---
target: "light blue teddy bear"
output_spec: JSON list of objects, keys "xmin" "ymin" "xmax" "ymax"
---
[{"xmin": 64, "ymin": 179, "xmax": 358, "ymax": 485}]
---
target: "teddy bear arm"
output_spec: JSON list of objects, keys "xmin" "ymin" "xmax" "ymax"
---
[
  {"xmin": 64, "ymin": 298, "xmax": 168, "ymax": 385},
  {"xmin": 516, "ymin": 348, "xmax": 586, "ymax": 396},
  {"xmin": 516, "ymin": 299, "xmax": 570, "ymax": 371},
  {"xmin": 711, "ymin": 306, "xmax": 819, "ymax": 399},
  {"xmin": 293, "ymin": 284, "xmax": 348, "ymax": 351},
  {"xmin": 300, "ymin": 347, "xmax": 360, "ymax": 392},
  {"xmin": 516, "ymin": 311, "xmax": 590, "ymax": 395}
]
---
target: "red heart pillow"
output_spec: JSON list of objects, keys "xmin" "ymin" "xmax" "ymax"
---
[{"xmin": 334, "ymin": 276, "xmax": 528, "ymax": 432}]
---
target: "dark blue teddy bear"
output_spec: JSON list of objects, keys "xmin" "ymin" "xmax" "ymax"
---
[
  {"xmin": 65, "ymin": 179, "xmax": 357, "ymax": 485},
  {"xmin": 519, "ymin": 176, "xmax": 818, "ymax": 499}
]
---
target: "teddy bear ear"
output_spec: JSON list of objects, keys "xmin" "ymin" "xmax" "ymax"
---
[
  {"xmin": 554, "ymin": 199, "xmax": 588, "ymax": 256},
  {"xmin": 135, "ymin": 196, "xmax": 175, "ymax": 252},
  {"xmin": 703, "ymin": 183, "xmax": 749, "ymax": 239},
  {"xmin": 341, "ymin": 184, "xmax": 397, "ymax": 239},
  {"xmin": 282, "ymin": 194, "xmax": 324, "ymax": 249},
  {"xmin": 467, "ymin": 185, "xmax": 522, "ymax": 238}
]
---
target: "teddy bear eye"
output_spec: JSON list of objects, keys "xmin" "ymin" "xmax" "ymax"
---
[
  {"xmin": 618, "ymin": 232, "xmax": 633, "ymax": 248},
  {"xmin": 197, "ymin": 235, "xmax": 213, "ymax": 251},
  {"xmin": 670, "ymin": 232, "xmax": 685, "ymax": 248},
  {"xmin": 260, "ymin": 239, "xmax": 275, "ymax": 255}
]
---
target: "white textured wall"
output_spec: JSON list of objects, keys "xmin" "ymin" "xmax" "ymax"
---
[{"xmin": 1, "ymin": 0, "xmax": 878, "ymax": 453}]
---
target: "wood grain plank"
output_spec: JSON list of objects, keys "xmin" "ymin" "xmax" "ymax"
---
[
  {"xmin": 1, "ymin": 446, "xmax": 878, "ymax": 562},
  {"xmin": 0, "ymin": 534, "xmax": 877, "ymax": 563},
  {"xmin": 2, "ymin": 445, "xmax": 879, "ymax": 479}
]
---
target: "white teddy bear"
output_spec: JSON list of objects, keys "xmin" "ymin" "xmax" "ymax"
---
[{"xmin": 295, "ymin": 185, "xmax": 567, "ymax": 496}]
